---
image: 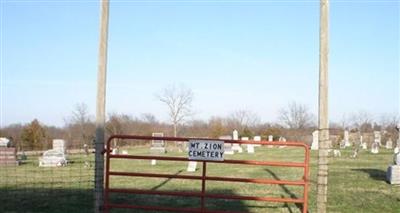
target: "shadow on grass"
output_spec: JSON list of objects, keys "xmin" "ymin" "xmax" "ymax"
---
[
  {"xmin": 109, "ymin": 188, "xmax": 286, "ymax": 213},
  {"xmin": 264, "ymin": 168, "xmax": 305, "ymax": 213},
  {"xmin": 351, "ymin": 168, "xmax": 388, "ymax": 182},
  {"xmin": 151, "ymin": 170, "xmax": 184, "ymax": 190},
  {"xmin": 0, "ymin": 188, "xmax": 94, "ymax": 213}
]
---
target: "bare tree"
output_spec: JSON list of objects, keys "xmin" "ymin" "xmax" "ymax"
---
[
  {"xmin": 65, "ymin": 103, "xmax": 95, "ymax": 148},
  {"xmin": 157, "ymin": 85, "xmax": 194, "ymax": 137},
  {"xmin": 379, "ymin": 113, "xmax": 399, "ymax": 130},
  {"xmin": 227, "ymin": 110, "xmax": 260, "ymax": 133},
  {"xmin": 278, "ymin": 102, "xmax": 314, "ymax": 129},
  {"xmin": 349, "ymin": 111, "xmax": 373, "ymax": 132}
]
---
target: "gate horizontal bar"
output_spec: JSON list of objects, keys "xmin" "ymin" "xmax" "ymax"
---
[
  {"xmin": 108, "ymin": 134, "xmax": 308, "ymax": 148},
  {"xmin": 108, "ymin": 188, "xmax": 304, "ymax": 203},
  {"xmin": 110, "ymin": 155, "xmax": 306, "ymax": 167},
  {"xmin": 109, "ymin": 171, "xmax": 305, "ymax": 185},
  {"xmin": 107, "ymin": 203, "xmax": 244, "ymax": 213}
]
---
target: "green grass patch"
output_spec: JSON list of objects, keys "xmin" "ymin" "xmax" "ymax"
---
[{"xmin": 1, "ymin": 146, "xmax": 399, "ymax": 212}]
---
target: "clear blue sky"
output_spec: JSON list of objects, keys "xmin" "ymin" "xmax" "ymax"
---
[{"xmin": 1, "ymin": 0, "xmax": 399, "ymax": 127}]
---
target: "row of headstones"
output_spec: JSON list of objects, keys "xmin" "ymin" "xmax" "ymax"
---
[
  {"xmin": 149, "ymin": 131, "xmax": 287, "ymax": 171},
  {"xmin": 0, "ymin": 138, "xmax": 68, "ymax": 167},
  {"xmin": 220, "ymin": 133, "xmax": 287, "ymax": 155},
  {"xmin": 311, "ymin": 130, "xmax": 400, "ymax": 154}
]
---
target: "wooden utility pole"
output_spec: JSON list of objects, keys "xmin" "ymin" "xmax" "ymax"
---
[
  {"xmin": 95, "ymin": 0, "xmax": 109, "ymax": 212},
  {"xmin": 317, "ymin": 0, "xmax": 329, "ymax": 212}
]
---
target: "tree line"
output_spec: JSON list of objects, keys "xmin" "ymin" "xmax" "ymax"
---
[{"xmin": 0, "ymin": 103, "xmax": 397, "ymax": 151}]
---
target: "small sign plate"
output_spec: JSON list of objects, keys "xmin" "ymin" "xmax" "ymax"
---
[{"xmin": 188, "ymin": 140, "xmax": 224, "ymax": 161}]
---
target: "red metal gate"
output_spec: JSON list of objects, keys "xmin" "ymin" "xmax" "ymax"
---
[{"xmin": 104, "ymin": 135, "xmax": 310, "ymax": 213}]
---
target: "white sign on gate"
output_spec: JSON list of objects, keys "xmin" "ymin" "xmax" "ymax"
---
[{"xmin": 188, "ymin": 140, "xmax": 224, "ymax": 161}]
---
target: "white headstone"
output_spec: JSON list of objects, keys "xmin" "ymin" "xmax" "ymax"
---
[
  {"xmin": 39, "ymin": 149, "xmax": 67, "ymax": 167},
  {"xmin": 344, "ymin": 130, "xmax": 351, "ymax": 147},
  {"xmin": 371, "ymin": 142, "xmax": 379, "ymax": 154},
  {"xmin": 386, "ymin": 138, "xmax": 393, "ymax": 149},
  {"xmin": 111, "ymin": 148, "xmax": 119, "ymax": 155},
  {"xmin": 0, "ymin": 138, "xmax": 10, "ymax": 147},
  {"xmin": 219, "ymin": 136, "xmax": 234, "ymax": 155},
  {"xmin": 374, "ymin": 131, "xmax": 382, "ymax": 146},
  {"xmin": 150, "ymin": 132, "xmax": 166, "ymax": 153},
  {"xmin": 361, "ymin": 143, "xmax": 367, "ymax": 150},
  {"xmin": 311, "ymin": 130, "xmax": 319, "ymax": 150},
  {"xmin": 247, "ymin": 145, "xmax": 255, "ymax": 153},
  {"xmin": 151, "ymin": 159, "xmax": 157, "ymax": 165},
  {"xmin": 394, "ymin": 152, "xmax": 400, "ymax": 165},
  {"xmin": 187, "ymin": 161, "xmax": 197, "ymax": 172},
  {"xmin": 232, "ymin": 130, "xmax": 239, "ymax": 140},
  {"xmin": 395, "ymin": 147, "xmax": 400, "ymax": 154},
  {"xmin": 278, "ymin": 136, "xmax": 287, "ymax": 148},
  {"xmin": 232, "ymin": 131, "xmax": 242, "ymax": 153},
  {"xmin": 253, "ymin": 136, "xmax": 261, "ymax": 147},
  {"xmin": 52, "ymin": 139, "xmax": 66, "ymax": 153},
  {"xmin": 333, "ymin": 149, "xmax": 341, "ymax": 157},
  {"xmin": 360, "ymin": 136, "xmax": 367, "ymax": 150},
  {"xmin": 387, "ymin": 165, "xmax": 400, "ymax": 184},
  {"xmin": 253, "ymin": 136, "xmax": 261, "ymax": 141},
  {"xmin": 241, "ymin": 137, "xmax": 254, "ymax": 154},
  {"xmin": 266, "ymin": 135, "xmax": 274, "ymax": 148}
]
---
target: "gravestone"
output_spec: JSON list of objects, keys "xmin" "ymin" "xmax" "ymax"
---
[
  {"xmin": 394, "ymin": 152, "xmax": 400, "ymax": 165},
  {"xmin": 233, "ymin": 130, "xmax": 239, "ymax": 140},
  {"xmin": 267, "ymin": 135, "xmax": 274, "ymax": 148},
  {"xmin": 311, "ymin": 130, "xmax": 319, "ymax": 150},
  {"xmin": 395, "ymin": 147, "xmax": 400, "ymax": 154},
  {"xmin": 39, "ymin": 149, "xmax": 67, "ymax": 167},
  {"xmin": 0, "ymin": 138, "xmax": 11, "ymax": 147},
  {"xmin": 374, "ymin": 131, "xmax": 382, "ymax": 146},
  {"xmin": 253, "ymin": 136, "xmax": 261, "ymax": 147},
  {"xmin": 333, "ymin": 149, "xmax": 341, "ymax": 157},
  {"xmin": 0, "ymin": 147, "xmax": 19, "ymax": 166},
  {"xmin": 371, "ymin": 142, "xmax": 379, "ymax": 154},
  {"xmin": 150, "ymin": 133, "xmax": 166, "ymax": 154},
  {"xmin": 53, "ymin": 139, "xmax": 66, "ymax": 153},
  {"xmin": 387, "ymin": 150, "xmax": 400, "ymax": 184},
  {"xmin": 232, "ymin": 130, "xmax": 243, "ymax": 153},
  {"xmin": 150, "ymin": 133, "xmax": 166, "ymax": 165},
  {"xmin": 219, "ymin": 136, "xmax": 234, "ymax": 155},
  {"xmin": 387, "ymin": 165, "xmax": 400, "ymax": 184},
  {"xmin": 241, "ymin": 137, "xmax": 254, "ymax": 154},
  {"xmin": 187, "ymin": 161, "xmax": 197, "ymax": 172},
  {"xmin": 111, "ymin": 147, "xmax": 119, "ymax": 155},
  {"xmin": 397, "ymin": 131, "xmax": 400, "ymax": 150},
  {"xmin": 344, "ymin": 130, "xmax": 351, "ymax": 147},
  {"xmin": 386, "ymin": 138, "xmax": 393, "ymax": 149},
  {"xmin": 360, "ymin": 136, "xmax": 367, "ymax": 150},
  {"xmin": 278, "ymin": 136, "xmax": 287, "ymax": 148}
]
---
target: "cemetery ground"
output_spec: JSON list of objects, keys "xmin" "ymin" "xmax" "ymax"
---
[{"xmin": 1, "ymin": 146, "xmax": 399, "ymax": 213}]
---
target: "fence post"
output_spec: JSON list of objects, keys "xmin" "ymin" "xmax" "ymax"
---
[{"xmin": 95, "ymin": 0, "xmax": 109, "ymax": 212}]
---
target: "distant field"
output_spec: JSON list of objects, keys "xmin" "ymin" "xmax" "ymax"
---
[{"xmin": 1, "ymin": 145, "xmax": 399, "ymax": 213}]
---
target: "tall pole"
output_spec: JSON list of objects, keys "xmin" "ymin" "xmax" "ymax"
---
[
  {"xmin": 317, "ymin": 0, "xmax": 329, "ymax": 212},
  {"xmin": 95, "ymin": 0, "xmax": 109, "ymax": 212}
]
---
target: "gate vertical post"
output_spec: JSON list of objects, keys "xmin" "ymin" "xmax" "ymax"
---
[{"xmin": 201, "ymin": 161, "xmax": 207, "ymax": 212}]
